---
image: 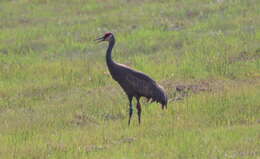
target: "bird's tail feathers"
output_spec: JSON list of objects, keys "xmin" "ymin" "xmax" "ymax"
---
[{"xmin": 147, "ymin": 85, "xmax": 168, "ymax": 109}]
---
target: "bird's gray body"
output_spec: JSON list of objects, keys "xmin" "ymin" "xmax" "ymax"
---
[{"xmin": 108, "ymin": 62, "xmax": 167, "ymax": 106}]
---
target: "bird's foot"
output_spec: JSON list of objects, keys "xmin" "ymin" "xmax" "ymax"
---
[{"xmin": 161, "ymin": 104, "xmax": 167, "ymax": 110}]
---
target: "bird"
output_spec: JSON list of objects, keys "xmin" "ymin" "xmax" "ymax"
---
[{"xmin": 96, "ymin": 32, "xmax": 168, "ymax": 125}]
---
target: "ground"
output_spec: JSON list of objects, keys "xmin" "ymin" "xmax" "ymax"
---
[{"xmin": 0, "ymin": 0, "xmax": 259, "ymax": 158}]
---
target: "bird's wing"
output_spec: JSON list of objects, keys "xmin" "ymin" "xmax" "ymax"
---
[
  {"xmin": 121, "ymin": 66, "xmax": 167, "ymax": 107},
  {"xmin": 125, "ymin": 70, "xmax": 157, "ymax": 96},
  {"xmin": 129, "ymin": 68, "xmax": 155, "ymax": 82},
  {"xmin": 117, "ymin": 63, "xmax": 155, "ymax": 82}
]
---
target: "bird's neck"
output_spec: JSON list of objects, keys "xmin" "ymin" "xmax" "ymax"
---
[{"xmin": 106, "ymin": 37, "xmax": 116, "ymax": 69}]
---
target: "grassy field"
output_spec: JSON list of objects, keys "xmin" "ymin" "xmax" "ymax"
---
[{"xmin": 0, "ymin": 0, "xmax": 260, "ymax": 158}]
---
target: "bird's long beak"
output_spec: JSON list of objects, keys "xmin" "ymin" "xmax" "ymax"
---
[{"xmin": 95, "ymin": 36, "xmax": 104, "ymax": 43}]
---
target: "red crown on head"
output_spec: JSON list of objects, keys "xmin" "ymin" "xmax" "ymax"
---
[{"xmin": 104, "ymin": 32, "xmax": 113, "ymax": 38}]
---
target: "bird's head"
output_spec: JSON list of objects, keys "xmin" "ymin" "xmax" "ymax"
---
[{"xmin": 96, "ymin": 32, "xmax": 114, "ymax": 42}]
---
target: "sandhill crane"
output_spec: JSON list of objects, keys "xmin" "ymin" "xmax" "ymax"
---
[{"xmin": 96, "ymin": 32, "xmax": 167, "ymax": 125}]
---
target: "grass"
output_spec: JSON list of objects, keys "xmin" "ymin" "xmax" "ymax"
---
[{"xmin": 0, "ymin": 0, "xmax": 260, "ymax": 158}]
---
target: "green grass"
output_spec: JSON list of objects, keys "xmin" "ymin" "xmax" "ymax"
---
[{"xmin": 0, "ymin": 0, "xmax": 260, "ymax": 158}]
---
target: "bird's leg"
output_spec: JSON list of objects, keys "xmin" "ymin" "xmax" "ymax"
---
[
  {"xmin": 136, "ymin": 99, "xmax": 142, "ymax": 124},
  {"xmin": 146, "ymin": 97, "xmax": 150, "ymax": 103},
  {"xmin": 128, "ymin": 96, "xmax": 133, "ymax": 126}
]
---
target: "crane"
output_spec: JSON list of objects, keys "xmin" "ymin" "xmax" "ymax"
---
[{"xmin": 96, "ymin": 32, "xmax": 168, "ymax": 125}]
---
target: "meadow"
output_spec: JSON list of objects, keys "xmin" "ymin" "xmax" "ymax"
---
[{"xmin": 0, "ymin": 0, "xmax": 259, "ymax": 158}]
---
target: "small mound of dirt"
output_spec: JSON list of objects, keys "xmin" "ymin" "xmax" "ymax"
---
[
  {"xmin": 174, "ymin": 82, "xmax": 211, "ymax": 101},
  {"xmin": 162, "ymin": 80, "xmax": 222, "ymax": 102}
]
